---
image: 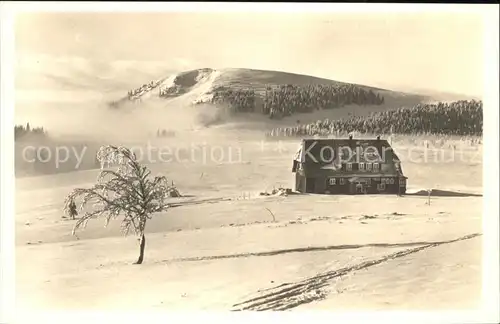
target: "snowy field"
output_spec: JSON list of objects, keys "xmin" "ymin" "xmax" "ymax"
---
[{"xmin": 15, "ymin": 133, "xmax": 483, "ymax": 311}]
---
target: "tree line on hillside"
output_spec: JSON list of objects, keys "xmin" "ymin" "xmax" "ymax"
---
[
  {"xmin": 263, "ymin": 84, "xmax": 384, "ymax": 118},
  {"xmin": 207, "ymin": 84, "xmax": 385, "ymax": 118},
  {"xmin": 127, "ymin": 80, "xmax": 161, "ymax": 100},
  {"xmin": 209, "ymin": 87, "xmax": 256, "ymax": 112},
  {"xmin": 159, "ymin": 85, "xmax": 186, "ymax": 97},
  {"xmin": 126, "ymin": 78, "xmax": 193, "ymax": 100},
  {"xmin": 266, "ymin": 100, "xmax": 483, "ymax": 138},
  {"xmin": 15, "ymin": 123, "xmax": 47, "ymax": 140}
]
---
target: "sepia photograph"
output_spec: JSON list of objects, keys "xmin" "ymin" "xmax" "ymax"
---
[{"xmin": 1, "ymin": 2, "xmax": 499, "ymax": 323}]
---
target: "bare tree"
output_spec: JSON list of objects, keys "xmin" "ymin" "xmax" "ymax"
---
[{"xmin": 63, "ymin": 145, "xmax": 176, "ymax": 264}]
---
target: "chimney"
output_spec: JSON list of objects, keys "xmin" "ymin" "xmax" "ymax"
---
[
  {"xmin": 377, "ymin": 135, "xmax": 380, "ymax": 140},
  {"xmin": 349, "ymin": 135, "xmax": 353, "ymax": 140}
]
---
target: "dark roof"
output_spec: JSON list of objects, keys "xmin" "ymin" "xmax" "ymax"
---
[
  {"xmin": 294, "ymin": 138, "xmax": 406, "ymax": 177},
  {"xmin": 298, "ymin": 138, "xmax": 396, "ymax": 164}
]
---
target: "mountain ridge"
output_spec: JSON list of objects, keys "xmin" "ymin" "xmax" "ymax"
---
[{"xmin": 111, "ymin": 67, "xmax": 433, "ymax": 109}]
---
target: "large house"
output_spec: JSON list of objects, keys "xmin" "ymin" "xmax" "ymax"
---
[{"xmin": 292, "ymin": 136, "xmax": 407, "ymax": 195}]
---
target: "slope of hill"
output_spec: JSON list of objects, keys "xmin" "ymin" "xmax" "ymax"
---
[
  {"xmin": 110, "ymin": 68, "xmax": 431, "ymax": 114},
  {"xmin": 18, "ymin": 62, "xmax": 473, "ymax": 137},
  {"xmin": 101, "ymin": 67, "xmax": 452, "ymax": 132}
]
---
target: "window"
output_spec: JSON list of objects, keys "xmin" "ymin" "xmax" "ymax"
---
[
  {"xmin": 329, "ymin": 178, "xmax": 336, "ymax": 185},
  {"xmin": 346, "ymin": 163, "xmax": 353, "ymax": 171},
  {"xmin": 366, "ymin": 163, "xmax": 372, "ymax": 171},
  {"xmin": 377, "ymin": 183, "xmax": 386, "ymax": 191},
  {"xmin": 399, "ymin": 178, "xmax": 406, "ymax": 186},
  {"xmin": 359, "ymin": 163, "xmax": 365, "ymax": 171},
  {"xmin": 366, "ymin": 178, "xmax": 371, "ymax": 185},
  {"xmin": 390, "ymin": 178, "xmax": 395, "ymax": 184},
  {"xmin": 373, "ymin": 163, "xmax": 380, "ymax": 171},
  {"xmin": 340, "ymin": 178, "xmax": 345, "ymax": 185},
  {"xmin": 339, "ymin": 147, "xmax": 350, "ymax": 161}
]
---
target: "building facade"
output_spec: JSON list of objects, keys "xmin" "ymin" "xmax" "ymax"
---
[{"xmin": 292, "ymin": 137, "xmax": 407, "ymax": 195}]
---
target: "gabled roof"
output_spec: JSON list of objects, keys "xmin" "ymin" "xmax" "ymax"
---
[
  {"xmin": 296, "ymin": 138, "xmax": 396, "ymax": 164},
  {"xmin": 293, "ymin": 138, "xmax": 406, "ymax": 177}
]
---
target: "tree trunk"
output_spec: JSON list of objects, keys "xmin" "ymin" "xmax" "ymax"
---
[{"xmin": 134, "ymin": 233, "xmax": 146, "ymax": 264}]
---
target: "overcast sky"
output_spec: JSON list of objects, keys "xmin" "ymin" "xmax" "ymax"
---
[{"xmin": 15, "ymin": 10, "xmax": 486, "ymax": 96}]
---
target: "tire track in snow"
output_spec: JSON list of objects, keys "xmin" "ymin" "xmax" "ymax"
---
[{"xmin": 231, "ymin": 233, "xmax": 481, "ymax": 311}]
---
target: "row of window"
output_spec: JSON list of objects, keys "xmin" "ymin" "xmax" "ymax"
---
[
  {"xmin": 381, "ymin": 178, "xmax": 395, "ymax": 184},
  {"xmin": 328, "ymin": 179, "xmax": 388, "ymax": 190},
  {"xmin": 345, "ymin": 162, "xmax": 380, "ymax": 171},
  {"xmin": 329, "ymin": 178, "xmax": 346, "ymax": 185},
  {"xmin": 328, "ymin": 177, "xmax": 403, "ymax": 186}
]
